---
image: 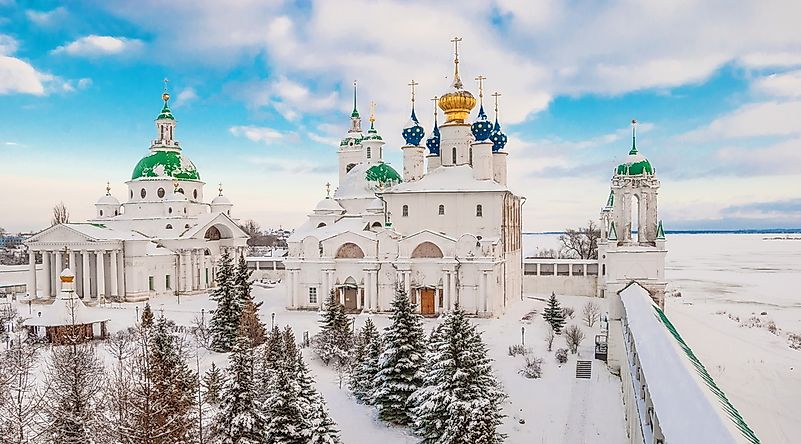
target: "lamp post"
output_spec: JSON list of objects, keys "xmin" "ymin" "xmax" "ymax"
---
[{"xmin": 271, "ymin": 312, "xmax": 276, "ymax": 330}]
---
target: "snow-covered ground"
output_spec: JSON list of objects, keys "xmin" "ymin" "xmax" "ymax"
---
[
  {"xmin": 14, "ymin": 282, "xmax": 626, "ymax": 443},
  {"xmin": 663, "ymin": 234, "xmax": 801, "ymax": 444}
]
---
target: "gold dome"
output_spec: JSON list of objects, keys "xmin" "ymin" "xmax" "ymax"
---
[{"xmin": 439, "ymin": 89, "xmax": 476, "ymax": 124}]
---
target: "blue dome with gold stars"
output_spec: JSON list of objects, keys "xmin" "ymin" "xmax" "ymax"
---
[
  {"xmin": 402, "ymin": 108, "xmax": 425, "ymax": 146},
  {"xmin": 471, "ymin": 104, "xmax": 493, "ymax": 141},
  {"xmin": 426, "ymin": 120, "xmax": 441, "ymax": 155},
  {"xmin": 489, "ymin": 118, "xmax": 508, "ymax": 152}
]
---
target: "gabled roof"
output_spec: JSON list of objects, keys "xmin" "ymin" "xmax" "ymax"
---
[
  {"xmin": 26, "ymin": 223, "xmax": 148, "ymax": 244},
  {"xmin": 180, "ymin": 212, "xmax": 249, "ymax": 240}
]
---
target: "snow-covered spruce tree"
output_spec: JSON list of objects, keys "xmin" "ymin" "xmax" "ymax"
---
[
  {"xmin": 209, "ymin": 334, "xmax": 267, "ymax": 444},
  {"xmin": 313, "ymin": 290, "xmax": 353, "ymax": 366},
  {"xmin": 202, "ymin": 363, "xmax": 224, "ymax": 407},
  {"xmin": 542, "ymin": 292, "xmax": 565, "ymax": 334},
  {"xmin": 141, "ymin": 302, "xmax": 155, "ymax": 329},
  {"xmin": 0, "ymin": 339, "xmax": 42, "ymax": 444},
  {"xmin": 235, "ymin": 254, "xmax": 258, "ymax": 307},
  {"xmin": 147, "ymin": 316, "xmax": 198, "ymax": 443},
  {"xmin": 210, "ymin": 251, "xmax": 239, "ymax": 352},
  {"xmin": 373, "ymin": 287, "xmax": 425, "ymax": 425},
  {"xmin": 264, "ymin": 335, "xmax": 306, "ymax": 444},
  {"xmin": 239, "ymin": 300, "xmax": 267, "ymax": 347},
  {"xmin": 40, "ymin": 341, "xmax": 106, "ymax": 444},
  {"xmin": 411, "ymin": 307, "xmax": 506, "ymax": 444},
  {"xmin": 348, "ymin": 318, "xmax": 381, "ymax": 403}
]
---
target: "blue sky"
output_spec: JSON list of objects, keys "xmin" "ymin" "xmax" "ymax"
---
[{"xmin": 1, "ymin": 0, "xmax": 800, "ymax": 233}]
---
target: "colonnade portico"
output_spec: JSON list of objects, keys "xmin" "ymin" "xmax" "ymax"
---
[{"xmin": 28, "ymin": 245, "xmax": 125, "ymax": 301}]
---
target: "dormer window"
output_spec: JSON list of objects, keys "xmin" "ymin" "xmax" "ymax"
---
[
  {"xmin": 438, "ymin": 204, "xmax": 445, "ymax": 215},
  {"xmin": 166, "ymin": 224, "xmax": 173, "ymax": 229}
]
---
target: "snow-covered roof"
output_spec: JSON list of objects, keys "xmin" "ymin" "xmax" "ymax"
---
[
  {"xmin": 180, "ymin": 212, "xmax": 249, "ymax": 239},
  {"xmin": 620, "ymin": 283, "xmax": 757, "ymax": 444},
  {"xmin": 383, "ymin": 165, "xmax": 507, "ymax": 194},
  {"xmin": 26, "ymin": 223, "xmax": 149, "ymax": 244},
  {"xmin": 23, "ymin": 269, "xmax": 109, "ymax": 327},
  {"xmin": 314, "ymin": 197, "xmax": 345, "ymax": 213},
  {"xmin": 147, "ymin": 242, "xmax": 176, "ymax": 256},
  {"xmin": 289, "ymin": 216, "xmax": 376, "ymax": 243}
]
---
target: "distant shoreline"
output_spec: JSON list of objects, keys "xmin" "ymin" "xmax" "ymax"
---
[{"xmin": 525, "ymin": 229, "xmax": 801, "ymax": 235}]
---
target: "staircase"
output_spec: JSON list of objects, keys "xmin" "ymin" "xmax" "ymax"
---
[{"xmin": 576, "ymin": 360, "xmax": 592, "ymax": 379}]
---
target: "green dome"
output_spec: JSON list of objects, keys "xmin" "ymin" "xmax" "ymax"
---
[
  {"xmin": 365, "ymin": 162, "xmax": 401, "ymax": 185},
  {"xmin": 157, "ymin": 103, "xmax": 174, "ymax": 120},
  {"xmin": 132, "ymin": 150, "xmax": 200, "ymax": 180},
  {"xmin": 616, "ymin": 153, "xmax": 653, "ymax": 175}
]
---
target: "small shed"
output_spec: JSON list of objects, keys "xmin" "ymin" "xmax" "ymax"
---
[{"xmin": 23, "ymin": 268, "xmax": 109, "ymax": 345}]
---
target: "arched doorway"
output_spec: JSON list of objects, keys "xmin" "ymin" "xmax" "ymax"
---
[
  {"xmin": 341, "ymin": 276, "xmax": 359, "ymax": 311},
  {"xmin": 419, "ymin": 287, "xmax": 436, "ymax": 315}
]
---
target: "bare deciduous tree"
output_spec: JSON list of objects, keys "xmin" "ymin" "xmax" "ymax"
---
[
  {"xmin": 564, "ymin": 325, "xmax": 586, "ymax": 354},
  {"xmin": 0, "ymin": 339, "xmax": 45, "ymax": 444},
  {"xmin": 582, "ymin": 301, "xmax": 601, "ymax": 328},
  {"xmin": 545, "ymin": 327, "xmax": 555, "ymax": 352},
  {"xmin": 559, "ymin": 220, "xmax": 601, "ymax": 259},
  {"xmin": 51, "ymin": 202, "xmax": 70, "ymax": 226}
]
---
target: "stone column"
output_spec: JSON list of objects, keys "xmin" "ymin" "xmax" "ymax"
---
[
  {"xmin": 42, "ymin": 251, "xmax": 51, "ymax": 298},
  {"xmin": 189, "ymin": 250, "xmax": 196, "ymax": 291},
  {"xmin": 450, "ymin": 269, "xmax": 457, "ymax": 310},
  {"xmin": 435, "ymin": 286, "xmax": 441, "ymax": 314},
  {"xmin": 321, "ymin": 270, "xmax": 330, "ymax": 309},
  {"xmin": 403, "ymin": 271, "xmax": 411, "ymax": 297},
  {"xmin": 442, "ymin": 271, "xmax": 450, "ymax": 311},
  {"xmin": 363, "ymin": 271, "xmax": 372, "ymax": 311},
  {"xmin": 54, "ymin": 250, "xmax": 63, "ymax": 292},
  {"xmin": 292, "ymin": 270, "xmax": 300, "ymax": 307},
  {"xmin": 68, "ymin": 250, "xmax": 76, "ymax": 271},
  {"xmin": 286, "ymin": 270, "xmax": 294, "ymax": 308},
  {"xmin": 109, "ymin": 250, "xmax": 119, "ymax": 300},
  {"xmin": 96, "ymin": 250, "xmax": 106, "ymax": 301},
  {"xmin": 27, "ymin": 250, "xmax": 37, "ymax": 299},
  {"xmin": 477, "ymin": 268, "xmax": 485, "ymax": 314},
  {"xmin": 638, "ymin": 193, "xmax": 648, "ymax": 243},
  {"xmin": 117, "ymin": 250, "xmax": 125, "ymax": 298},
  {"xmin": 482, "ymin": 271, "xmax": 490, "ymax": 312},
  {"xmin": 82, "ymin": 251, "xmax": 91, "ymax": 298}
]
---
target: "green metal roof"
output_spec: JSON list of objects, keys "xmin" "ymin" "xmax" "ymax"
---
[
  {"xmin": 365, "ymin": 162, "xmax": 401, "ymax": 185},
  {"xmin": 606, "ymin": 190, "xmax": 614, "ymax": 207},
  {"xmin": 157, "ymin": 103, "xmax": 174, "ymax": 120},
  {"xmin": 656, "ymin": 220, "xmax": 665, "ymax": 239},
  {"xmin": 132, "ymin": 150, "xmax": 200, "ymax": 181},
  {"xmin": 617, "ymin": 157, "xmax": 653, "ymax": 175}
]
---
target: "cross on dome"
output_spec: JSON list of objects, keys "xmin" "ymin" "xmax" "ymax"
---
[{"xmin": 450, "ymin": 36, "xmax": 463, "ymax": 89}]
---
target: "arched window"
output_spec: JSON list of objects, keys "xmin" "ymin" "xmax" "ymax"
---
[
  {"xmin": 168, "ymin": 207, "xmax": 173, "ymax": 214},
  {"xmin": 411, "ymin": 241, "xmax": 444, "ymax": 258},
  {"xmin": 402, "ymin": 204, "xmax": 409, "ymax": 217},
  {"xmin": 452, "ymin": 147, "xmax": 457, "ymax": 164},
  {"xmin": 184, "ymin": 208, "xmax": 187, "ymax": 214},
  {"xmin": 193, "ymin": 189, "xmax": 198, "ymax": 199},
  {"xmin": 157, "ymin": 188, "xmax": 165, "ymax": 198},
  {"xmin": 185, "ymin": 224, "xmax": 190, "ymax": 229},
  {"xmin": 166, "ymin": 224, "xmax": 173, "ymax": 229},
  {"xmin": 227, "ymin": 210, "xmax": 231, "ymax": 215},
  {"xmin": 178, "ymin": 188, "xmax": 184, "ymax": 194},
  {"xmin": 140, "ymin": 188, "xmax": 146, "ymax": 198},
  {"xmin": 114, "ymin": 210, "xmax": 118, "ymax": 216},
  {"xmin": 469, "ymin": 146, "xmax": 473, "ymax": 165},
  {"xmin": 346, "ymin": 163, "xmax": 356, "ymax": 173},
  {"xmin": 366, "ymin": 146, "xmax": 372, "ymax": 159},
  {"xmin": 476, "ymin": 204, "xmax": 483, "ymax": 217},
  {"xmin": 335, "ymin": 242, "xmax": 365, "ymax": 259},
  {"xmin": 130, "ymin": 190, "xmax": 133, "ymax": 199},
  {"xmin": 317, "ymin": 222, "xmax": 327, "ymax": 228},
  {"xmin": 438, "ymin": 204, "xmax": 445, "ymax": 215},
  {"xmin": 99, "ymin": 210, "xmax": 104, "ymax": 217}
]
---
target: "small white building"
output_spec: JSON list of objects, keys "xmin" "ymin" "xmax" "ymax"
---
[
  {"xmin": 23, "ymin": 268, "xmax": 109, "ymax": 344},
  {"xmin": 24, "ymin": 90, "xmax": 249, "ymax": 302},
  {"xmin": 285, "ymin": 47, "xmax": 523, "ymax": 317}
]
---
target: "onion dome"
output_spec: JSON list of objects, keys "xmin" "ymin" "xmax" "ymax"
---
[
  {"xmin": 132, "ymin": 150, "xmax": 200, "ymax": 180},
  {"xmin": 365, "ymin": 162, "xmax": 402, "ymax": 188},
  {"xmin": 616, "ymin": 120, "xmax": 654, "ymax": 176},
  {"xmin": 438, "ymin": 37, "xmax": 476, "ymax": 124},
  {"xmin": 426, "ymin": 121, "xmax": 441, "ymax": 155},
  {"xmin": 363, "ymin": 113, "xmax": 383, "ymax": 141},
  {"xmin": 489, "ymin": 118, "xmax": 508, "ymax": 152},
  {"xmin": 471, "ymin": 104, "xmax": 492, "ymax": 141},
  {"xmin": 157, "ymin": 92, "xmax": 174, "ymax": 120},
  {"xmin": 402, "ymin": 108, "xmax": 425, "ymax": 146}
]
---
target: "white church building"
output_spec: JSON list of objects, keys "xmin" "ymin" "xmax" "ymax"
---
[
  {"xmin": 24, "ymin": 89, "xmax": 249, "ymax": 302},
  {"xmin": 285, "ymin": 44, "xmax": 523, "ymax": 316}
]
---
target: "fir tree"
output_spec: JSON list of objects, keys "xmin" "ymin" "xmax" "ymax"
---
[
  {"xmin": 147, "ymin": 316, "xmax": 197, "ymax": 443},
  {"xmin": 411, "ymin": 307, "xmax": 506, "ymax": 444},
  {"xmin": 40, "ymin": 342, "xmax": 105, "ymax": 444},
  {"xmin": 141, "ymin": 302, "xmax": 155, "ymax": 329},
  {"xmin": 210, "ymin": 251, "xmax": 239, "ymax": 352},
  {"xmin": 239, "ymin": 300, "xmax": 267, "ymax": 347},
  {"xmin": 210, "ymin": 335, "xmax": 267, "ymax": 444},
  {"xmin": 264, "ymin": 346, "xmax": 306, "ymax": 444},
  {"xmin": 542, "ymin": 292, "xmax": 566, "ymax": 334},
  {"xmin": 308, "ymin": 401, "xmax": 341, "ymax": 444},
  {"xmin": 348, "ymin": 318, "xmax": 381, "ymax": 403},
  {"xmin": 373, "ymin": 287, "xmax": 425, "ymax": 425},
  {"xmin": 202, "ymin": 363, "xmax": 224, "ymax": 407},
  {"xmin": 313, "ymin": 290, "xmax": 353, "ymax": 366}
]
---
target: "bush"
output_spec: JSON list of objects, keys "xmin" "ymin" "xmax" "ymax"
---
[
  {"xmin": 555, "ymin": 348, "xmax": 568, "ymax": 364},
  {"xmin": 767, "ymin": 320, "xmax": 778, "ymax": 335},
  {"xmin": 564, "ymin": 325, "xmax": 585, "ymax": 354},
  {"xmin": 518, "ymin": 357, "xmax": 543, "ymax": 379},
  {"xmin": 562, "ymin": 307, "xmax": 575, "ymax": 319},
  {"xmin": 789, "ymin": 333, "xmax": 801, "ymax": 350},
  {"xmin": 582, "ymin": 301, "xmax": 600, "ymax": 328},
  {"xmin": 508, "ymin": 344, "xmax": 530, "ymax": 357}
]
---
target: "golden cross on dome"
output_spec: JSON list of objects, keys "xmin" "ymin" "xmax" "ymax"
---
[
  {"xmin": 325, "ymin": 182, "xmax": 331, "ymax": 198},
  {"xmin": 106, "ymin": 181, "xmax": 111, "ymax": 195},
  {"xmin": 162, "ymin": 77, "xmax": 170, "ymax": 102},
  {"xmin": 218, "ymin": 183, "xmax": 224, "ymax": 196},
  {"xmin": 173, "ymin": 179, "xmax": 179, "ymax": 192},
  {"xmin": 408, "ymin": 80, "xmax": 419, "ymax": 104},
  {"xmin": 450, "ymin": 36, "xmax": 463, "ymax": 89},
  {"xmin": 475, "ymin": 75, "xmax": 486, "ymax": 101},
  {"xmin": 369, "ymin": 101, "xmax": 376, "ymax": 124},
  {"xmin": 492, "ymin": 91, "xmax": 502, "ymax": 116}
]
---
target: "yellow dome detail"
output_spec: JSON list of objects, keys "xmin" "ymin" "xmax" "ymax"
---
[{"xmin": 439, "ymin": 89, "xmax": 476, "ymax": 124}]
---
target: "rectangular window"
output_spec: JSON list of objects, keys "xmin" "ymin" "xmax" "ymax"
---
[
  {"xmin": 148, "ymin": 276, "xmax": 155, "ymax": 291},
  {"xmin": 309, "ymin": 287, "xmax": 318, "ymax": 304},
  {"xmin": 165, "ymin": 274, "xmax": 171, "ymax": 290}
]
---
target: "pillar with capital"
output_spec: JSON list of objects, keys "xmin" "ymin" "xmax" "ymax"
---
[
  {"xmin": 42, "ymin": 251, "xmax": 51, "ymax": 298},
  {"xmin": 96, "ymin": 250, "xmax": 106, "ymax": 301},
  {"xmin": 54, "ymin": 250, "xmax": 63, "ymax": 292},
  {"xmin": 82, "ymin": 251, "xmax": 91, "ymax": 298},
  {"xmin": 110, "ymin": 250, "xmax": 119, "ymax": 300},
  {"xmin": 116, "ymin": 250, "xmax": 125, "ymax": 298},
  {"xmin": 27, "ymin": 250, "xmax": 37, "ymax": 299}
]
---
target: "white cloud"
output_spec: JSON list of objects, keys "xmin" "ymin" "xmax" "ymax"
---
[
  {"xmin": 26, "ymin": 7, "xmax": 68, "ymax": 26},
  {"xmin": 0, "ymin": 34, "xmax": 18, "ymax": 55},
  {"xmin": 752, "ymin": 71, "xmax": 801, "ymax": 98},
  {"xmin": 52, "ymin": 35, "xmax": 143, "ymax": 57},
  {"xmin": 77, "ymin": 78, "xmax": 92, "ymax": 89},
  {"xmin": 229, "ymin": 125, "xmax": 297, "ymax": 144},
  {"xmin": 307, "ymin": 132, "xmax": 338, "ymax": 146},
  {"xmin": 0, "ymin": 55, "xmax": 48, "ymax": 95},
  {"xmin": 173, "ymin": 87, "xmax": 198, "ymax": 108},
  {"xmin": 681, "ymin": 101, "xmax": 801, "ymax": 141}
]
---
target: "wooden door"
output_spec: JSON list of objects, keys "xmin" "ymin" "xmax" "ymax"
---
[
  {"xmin": 344, "ymin": 288, "xmax": 358, "ymax": 310},
  {"xmin": 421, "ymin": 289, "xmax": 435, "ymax": 315}
]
